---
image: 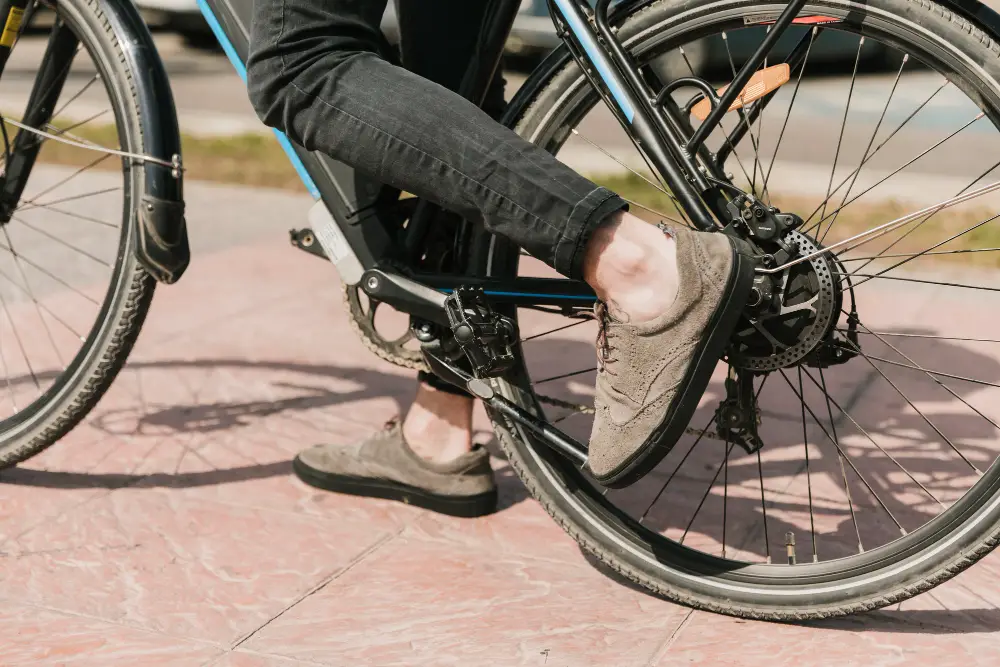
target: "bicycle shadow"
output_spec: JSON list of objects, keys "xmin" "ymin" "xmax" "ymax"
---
[
  {"xmin": 0, "ymin": 356, "xmax": 530, "ymax": 508},
  {"xmin": 3, "ymin": 327, "xmax": 1000, "ymax": 626}
]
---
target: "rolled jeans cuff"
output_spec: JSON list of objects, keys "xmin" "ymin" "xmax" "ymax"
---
[{"xmin": 552, "ymin": 186, "xmax": 628, "ymax": 280}]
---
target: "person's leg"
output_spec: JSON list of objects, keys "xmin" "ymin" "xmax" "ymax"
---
[
  {"xmin": 285, "ymin": 0, "xmax": 503, "ymax": 515},
  {"xmin": 397, "ymin": 0, "xmax": 512, "ymax": 464},
  {"xmin": 249, "ymin": 0, "xmax": 752, "ymax": 492},
  {"xmin": 247, "ymin": 0, "xmax": 625, "ymax": 281}
]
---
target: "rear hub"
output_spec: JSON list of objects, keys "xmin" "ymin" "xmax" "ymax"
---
[{"xmin": 729, "ymin": 229, "xmax": 842, "ymax": 371}]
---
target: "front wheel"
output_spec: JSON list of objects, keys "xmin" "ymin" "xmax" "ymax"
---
[
  {"xmin": 0, "ymin": 0, "xmax": 158, "ymax": 468},
  {"xmin": 482, "ymin": 0, "xmax": 1000, "ymax": 618}
]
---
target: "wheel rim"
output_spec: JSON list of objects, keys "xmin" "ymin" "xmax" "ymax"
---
[
  {"xmin": 494, "ymin": 0, "xmax": 1000, "ymax": 593},
  {"xmin": 0, "ymin": 4, "xmax": 141, "ymax": 445}
]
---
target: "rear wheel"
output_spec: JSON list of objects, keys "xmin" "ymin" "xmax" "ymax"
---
[
  {"xmin": 0, "ymin": 0, "xmax": 156, "ymax": 467},
  {"xmin": 483, "ymin": 0, "xmax": 1000, "ymax": 618}
]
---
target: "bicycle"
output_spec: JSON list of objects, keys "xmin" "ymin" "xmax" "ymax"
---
[{"xmin": 2, "ymin": 0, "xmax": 1000, "ymax": 620}]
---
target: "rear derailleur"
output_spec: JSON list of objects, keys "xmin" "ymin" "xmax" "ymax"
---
[{"xmin": 715, "ymin": 368, "xmax": 764, "ymax": 455}]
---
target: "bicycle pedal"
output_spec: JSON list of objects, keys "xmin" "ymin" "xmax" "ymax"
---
[{"xmin": 444, "ymin": 286, "xmax": 517, "ymax": 379}]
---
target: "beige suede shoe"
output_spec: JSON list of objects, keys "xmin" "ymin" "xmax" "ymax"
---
[
  {"xmin": 294, "ymin": 420, "xmax": 497, "ymax": 517},
  {"xmin": 588, "ymin": 224, "xmax": 755, "ymax": 488}
]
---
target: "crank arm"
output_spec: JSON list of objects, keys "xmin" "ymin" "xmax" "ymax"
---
[{"xmin": 422, "ymin": 342, "xmax": 589, "ymax": 466}]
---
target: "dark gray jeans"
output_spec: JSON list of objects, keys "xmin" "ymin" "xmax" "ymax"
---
[{"xmin": 246, "ymin": 0, "xmax": 625, "ymax": 280}]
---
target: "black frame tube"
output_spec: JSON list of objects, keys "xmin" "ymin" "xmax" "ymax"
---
[{"xmin": 0, "ymin": 17, "xmax": 78, "ymax": 221}]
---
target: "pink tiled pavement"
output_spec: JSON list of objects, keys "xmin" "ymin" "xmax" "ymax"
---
[{"xmin": 3, "ymin": 190, "xmax": 1000, "ymax": 665}]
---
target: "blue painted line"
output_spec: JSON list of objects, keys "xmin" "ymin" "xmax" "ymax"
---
[
  {"xmin": 196, "ymin": 0, "xmax": 321, "ymax": 199},
  {"xmin": 437, "ymin": 288, "xmax": 596, "ymax": 301},
  {"xmin": 550, "ymin": 0, "xmax": 635, "ymax": 122}
]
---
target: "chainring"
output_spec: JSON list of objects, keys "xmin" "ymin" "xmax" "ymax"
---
[{"xmin": 343, "ymin": 284, "xmax": 427, "ymax": 371}]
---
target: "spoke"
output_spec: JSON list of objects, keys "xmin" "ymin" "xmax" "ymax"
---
[
  {"xmin": 800, "ymin": 367, "xmax": 944, "ymax": 507},
  {"xmin": 18, "ymin": 186, "xmax": 121, "ymax": 213},
  {"xmin": 840, "ymin": 210, "xmax": 1000, "ymax": 289},
  {"xmin": 521, "ymin": 318, "xmax": 590, "ymax": 343},
  {"xmin": 762, "ymin": 27, "xmax": 816, "ymax": 196},
  {"xmin": 837, "ymin": 270, "xmax": 1000, "ymax": 294},
  {"xmin": 721, "ymin": 32, "xmax": 769, "ymax": 202},
  {"xmin": 842, "ymin": 319, "xmax": 1000, "ymax": 448},
  {"xmin": 0, "ymin": 258, "xmax": 84, "ymax": 340},
  {"xmin": 805, "ymin": 111, "xmax": 985, "ymax": 235},
  {"xmin": 799, "ymin": 79, "xmax": 951, "ymax": 229},
  {"xmin": 756, "ymin": 449, "xmax": 771, "ymax": 563},
  {"xmin": 13, "ymin": 216, "xmax": 111, "ymax": 267},
  {"xmin": 0, "ymin": 240, "xmax": 99, "ymax": 306},
  {"xmin": 15, "ymin": 202, "xmax": 118, "ymax": 229},
  {"xmin": 569, "ymin": 128, "xmax": 673, "ymax": 198},
  {"xmin": 840, "ymin": 158, "xmax": 1000, "ymax": 277},
  {"xmin": 798, "ymin": 367, "xmax": 818, "ymax": 562},
  {"xmin": 704, "ymin": 42, "xmax": 757, "ymax": 199},
  {"xmin": 836, "ymin": 328, "xmax": 981, "ymax": 474},
  {"xmin": 18, "ymin": 153, "xmax": 113, "ymax": 209},
  {"xmin": 840, "ymin": 246, "xmax": 1000, "ymax": 262},
  {"xmin": 51, "ymin": 73, "xmax": 101, "ymax": 120},
  {"xmin": 639, "ymin": 413, "xmax": 716, "ymax": 523},
  {"xmin": 680, "ymin": 441, "xmax": 735, "ymax": 545},
  {"xmin": 569, "ymin": 128, "xmax": 694, "ymax": 227},
  {"xmin": 0, "ymin": 278, "xmax": 38, "ymax": 391},
  {"xmin": 850, "ymin": 350, "xmax": 1000, "ymax": 389},
  {"xmin": 819, "ymin": 368, "xmax": 867, "ymax": 549},
  {"xmin": 817, "ymin": 36, "xmax": 866, "ymax": 235},
  {"xmin": 845, "ymin": 330, "xmax": 1000, "ymax": 344},
  {"xmin": 0, "ymin": 316, "xmax": 16, "ymax": 412},
  {"xmin": 532, "ymin": 366, "xmax": 595, "ymax": 386},
  {"xmin": 43, "ymin": 109, "xmax": 111, "ymax": 145},
  {"xmin": 771, "ymin": 195, "xmax": 1000, "ymax": 275},
  {"xmin": 780, "ymin": 369, "xmax": 907, "ymax": 542},
  {"xmin": 1, "ymin": 227, "xmax": 65, "ymax": 367},
  {"xmin": 621, "ymin": 197, "xmax": 689, "ymax": 228},
  {"xmin": 818, "ymin": 51, "xmax": 908, "ymax": 244},
  {"xmin": 722, "ymin": 435, "xmax": 730, "ymax": 559}
]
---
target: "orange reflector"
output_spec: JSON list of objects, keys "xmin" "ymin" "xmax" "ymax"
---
[{"xmin": 690, "ymin": 63, "xmax": 791, "ymax": 122}]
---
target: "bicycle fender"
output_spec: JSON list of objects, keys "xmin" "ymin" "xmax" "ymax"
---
[{"xmin": 104, "ymin": 0, "xmax": 190, "ymax": 284}]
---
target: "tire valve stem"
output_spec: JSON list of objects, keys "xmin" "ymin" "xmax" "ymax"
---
[{"xmin": 785, "ymin": 531, "xmax": 797, "ymax": 565}]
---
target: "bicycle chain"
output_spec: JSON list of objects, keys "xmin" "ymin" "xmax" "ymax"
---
[{"xmin": 535, "ymin": 393, "xmax": 727, "ymax": 442}]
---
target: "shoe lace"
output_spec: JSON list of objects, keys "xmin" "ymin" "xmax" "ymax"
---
[{"xmin": 594, "ymin": 301, "xmax": 617, "ymax": 374}]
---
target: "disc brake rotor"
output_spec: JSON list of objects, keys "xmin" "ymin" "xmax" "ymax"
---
[{"xmin": 729, "ymin": 230, "xmax": 840, "ymax": 371}]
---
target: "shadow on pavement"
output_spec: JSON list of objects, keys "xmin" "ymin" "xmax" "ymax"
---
[
  {"xmin": 804, "ymin": 608, "xmax": 1000, "ymax": 633},
  {"xmin": 0, "ymin": 355, "xmax": 531, "ymax": 508}
]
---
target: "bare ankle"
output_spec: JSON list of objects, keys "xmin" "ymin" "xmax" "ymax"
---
[
  {"xmin": 582, "ymin": 212, "xmax": 679, "ymax": 322},
  {"xmin": 402, "ymin": 382, "xmax": 474, "ymax": 464}
]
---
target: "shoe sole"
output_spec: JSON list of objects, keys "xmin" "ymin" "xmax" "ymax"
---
[
  {"xmin": 292, "ymin": 455, "xmax": 499, "ymax": 518},
  {"xmin": 594, "ymin": 239, "xmax": 757, "ymax": 489}
]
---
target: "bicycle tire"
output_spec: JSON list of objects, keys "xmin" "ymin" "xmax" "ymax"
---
[
  {"xmin": 479, "ymin": 0, "xmax": 1000, "ymax": 618},
  {"xmin": 0, "ymin": 0, "xmax": 156, "ymax": 468}
]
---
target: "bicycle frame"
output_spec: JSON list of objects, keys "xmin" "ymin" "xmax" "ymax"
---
[{"xmin": 194, "ymin": 0, "xmax": 817, "ymax": 321}]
